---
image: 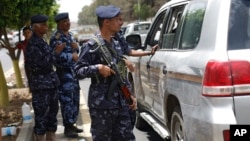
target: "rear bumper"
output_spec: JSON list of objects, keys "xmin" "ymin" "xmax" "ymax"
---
[{"xmin": 182, "ymin": 97, "xmax": 235, "ymax": 141}]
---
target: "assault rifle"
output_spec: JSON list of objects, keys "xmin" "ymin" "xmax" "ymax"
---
[{"xmin": 90, "ymin": 38, "xmax": 133, "ymax": 105}]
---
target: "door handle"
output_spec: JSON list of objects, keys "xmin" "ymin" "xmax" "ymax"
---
[{"xmin": 163, "ymin": 66, "xmax": 167, "ymax": 74}]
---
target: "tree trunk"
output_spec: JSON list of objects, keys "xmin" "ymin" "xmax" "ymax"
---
[
  {"xmin": 0, "ymin": 62, "xmax": 9, "ymax": 106},
  {"xmin": 12, "ymin": 59, "xmax": 24, "ymax": 88}
]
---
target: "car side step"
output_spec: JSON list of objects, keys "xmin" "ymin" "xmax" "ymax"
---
[{"xmin": 140, "ymin": 112, "xmax": 171, "ymax": 140}]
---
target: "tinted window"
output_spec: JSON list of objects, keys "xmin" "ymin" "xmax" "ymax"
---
[
  {"xmin": 147, "ymin": 12, "xmax": 166, "ymax": 46},
  {"xmin": 134, "ymin": 24, "xmax": 139, "ymax": 31},
  {"xmin": 139, "ymin": 23, "xmax": 151, "ymax": 30},
  {"xmin": 179, "ymin": 2, "xmax": 206, "ymax": 50},
  {"xmin": 228, "ymin": 0, "xmax": 250, "ymax": 50},
  {"xmin": 162, "ymin": 5, "xmax": 185, "ymax": 49}
]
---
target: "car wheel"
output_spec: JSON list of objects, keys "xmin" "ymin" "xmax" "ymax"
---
[{"xmin": 171, "ymin": 107, "xmax": 184, "ymax": 141}]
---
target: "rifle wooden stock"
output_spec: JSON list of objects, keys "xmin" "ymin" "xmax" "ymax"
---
[
  {"xmin": 110, "ymin": 61, "xmax": 133, "ymax": 105},
  {"xmin": 121, "ymin": 85, "xmax": 133, "ymax": 105}
]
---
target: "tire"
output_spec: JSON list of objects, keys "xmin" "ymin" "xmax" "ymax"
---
[{"xmin": 171, "ymin": 107, "xmax": 184, "ymax": 141}]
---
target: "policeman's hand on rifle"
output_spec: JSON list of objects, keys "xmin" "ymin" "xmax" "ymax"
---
[
  {"xmin": 55, "ymin": 42, "xmax": 66, "ymax": 55},
  {"xmin": 71, "ymin": 42, "xmax": 78, "ymax": 50},
  {"xmin": 129, "ymin": 95, "xmax": 137, "ymax": 110},
  {"xmin": 97, "ymin": 64, "xmax": 116, "ymax": 78},
  {"xmin": 72, "ymin": 52, "xmax": 79, "ymax": 62},
  {"xmin": 124, "ymin": 59, "xmax": 134, "ymax": 72}
]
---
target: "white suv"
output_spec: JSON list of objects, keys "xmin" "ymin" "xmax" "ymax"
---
[
  {"xmin": 126, "ymin": 0, "xmax": 250, "ymax": 141},
  {"xmin": 124, "ymin": 21, "xmax": 151, "ymax": 44}
]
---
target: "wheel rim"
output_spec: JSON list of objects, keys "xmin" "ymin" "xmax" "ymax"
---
[
  {"xmin": 171, "ymin": 110, "xmax": 184, "ymax": 141},
  {"xmin": 174, "ymin": 121, "xmax": 184, "ymax": 141}
]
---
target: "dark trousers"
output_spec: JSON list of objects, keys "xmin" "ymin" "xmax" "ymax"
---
[
  {"xmin": 32, "ymin": 88, "xmax": 59, "ymax": 135},
  {"xmin": 90, "ymin": 106, "xmax": 135, "ymax": 141},
  {"xmin": 58, "ymin": 88, "xmax": 80, "ymax": 126},
  {"xmin": 56, "ymin": 69, "xmax": 80, "ymax": 126}
]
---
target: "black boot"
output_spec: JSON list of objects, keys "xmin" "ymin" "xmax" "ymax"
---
[
  {"xmin": 64, "ymin": 125, "xmax": 78, "ymax": 138},
  {"xmin": 72, "ymin": 125, "xmax": 83, "ymax": 133}
]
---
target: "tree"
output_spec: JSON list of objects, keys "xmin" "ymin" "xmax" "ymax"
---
[
  {"xmin": 133, "ymin": 3, "xmax": 152, "ymax": 21},
  {"xmin": 77, "ymin": 0, "xmax": 168, "ymax": 25},
  {"xmin": 78, "ymin": 5, "xmax": 97, "ymax": 25},
  {"xmin": 0, "ymin": 62, "xmax": 9, "ymax": 106},
  {"xmin": 0, "ymin": 0, "xmax": 59, "ymax": 106}
]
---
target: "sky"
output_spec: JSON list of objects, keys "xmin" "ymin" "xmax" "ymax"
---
[{"xmin": 57, "ymin": 0, "xmax": 93, "ymax": 22}]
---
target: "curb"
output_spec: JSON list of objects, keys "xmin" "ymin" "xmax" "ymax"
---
[
  {"xmin": 16, "ymin": 120, "xmax": 34, "ymax": 141},
  {"xmin": 4, "ymin": 63, "xmax": 34, "ymax": 141}
]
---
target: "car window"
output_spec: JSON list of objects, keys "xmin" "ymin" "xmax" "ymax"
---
[
  {"xmin": 178, "ymin": 1, "xmax": 206, "ymax": 50},
  {"xmin": 228, "ymin": 0, "xmax": 250, "ymax": 50},
  {"xmin": 161, "ymin": 5, "xmax": 185, "ymax": 49},
  {"xmin": 134, "ymin": 24, "xmax": 139, "ymax": 31},
  {"xmin": 146, "ymin": 11, "xmax": 167, "ymax": 46},
  {"xmin": 139, "ymin": 23, "xmax": 151, "ymax": 30},
  {"xmin": 125, "ymin": 25, "xmax": 131, "ymax": 35}
]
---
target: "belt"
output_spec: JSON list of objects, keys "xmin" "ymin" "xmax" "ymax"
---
[
  {"xmin": 31, "ymin": 68, "xmax": 53, "ymax": 75},
  {"xmin": 91, "ymin": 76, "xmax": 112, "ymax": 84},
  {"xmin": 56, "ymin": 68, "xmax": 72, "ymax": 73}
]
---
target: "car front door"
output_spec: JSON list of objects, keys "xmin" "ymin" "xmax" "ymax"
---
[
  {"xmin": 139, "ymin": 8, "xmax": 169, "ymax": 116},
  {"xmin": 145, "ymin": 3, "xmax": 187, "ymax": 119}
]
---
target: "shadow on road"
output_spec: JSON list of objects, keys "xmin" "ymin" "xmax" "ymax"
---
[{"xmin": 134, "ymin": 126, "xmax": 165, "ymax": 141}]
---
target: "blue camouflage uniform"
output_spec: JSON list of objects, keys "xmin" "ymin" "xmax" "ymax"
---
[
  {"xmin": 74, "ymin": 5, "xmax": 135, "ymax": 141},
  {"xmin": 116, "ymin": 31, "xmax": 137, "ymax": 127},
  {"xmin": 75, "ymin": 34, "xmax": 135, "ymax": 141},
  {"xmin": 25, "ymin": 14, "xmax": 59, "ymax": 135},
  {"xmin": 49, "ymin": 16, "xmax": 80, "ymax": 127}
]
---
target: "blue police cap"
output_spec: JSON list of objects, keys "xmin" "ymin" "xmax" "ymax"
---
[
  {"xmin": 55, "ymin": 12, "xmax": 69, "ymax": 22},
  {"xmin": 31, "ymin": 14, "xmax": 48, "ymax": 25},
  {"xmin": 95, "ymin": 5, "xmax": 121, "ymax": 19}
]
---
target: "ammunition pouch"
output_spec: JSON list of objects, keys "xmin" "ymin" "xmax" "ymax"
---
[{"xmin": 117, "ymin": 59, "xmax": 127, "ymax": 81}]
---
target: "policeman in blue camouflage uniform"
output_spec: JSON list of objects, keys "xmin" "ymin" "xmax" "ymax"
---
[
  {"xmin": 49, "ymin": 12, "xmax": 82, "ymax": 138},
  {"xmin": 25, "ymin": 14, "xmax": 63, "ymax": 141},
  {"xmin": 74, "ymin": 5, "xmax": 157, "ymax": 141}
]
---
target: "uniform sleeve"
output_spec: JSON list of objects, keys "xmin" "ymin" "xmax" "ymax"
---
[
  {"xmin": 26, "ymin": 39, "xmax": 55, "ymax": 69},
  {"xmin": 74, "ymin": 43, "xmax": 99, "ymax": 79},
  {"xmin": 117, "ymin": 33, "xmax": 131, "ymax": 55},
  {"xmin": 50, "ymin": 35, "xmax": 73, "ymax": 68}
]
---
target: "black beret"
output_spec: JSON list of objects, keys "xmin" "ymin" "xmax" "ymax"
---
[
  {"xmin": 31, "ymin": 14, "xmax": 48, "ymax": 25},
  {"xmin": 95, "ymin": 5, "xmax": 121, "ymax": 19},
  {"xmin": 55, "ymin": 12, "xmax": 69, "ymax": 22}
]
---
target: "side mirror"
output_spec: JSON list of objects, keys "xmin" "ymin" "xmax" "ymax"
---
[{"xmin": 126, "ymin": 34, "xmax": 142, "ymax": 50}]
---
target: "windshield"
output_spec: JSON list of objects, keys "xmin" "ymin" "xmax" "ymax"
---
[{"xmin": 228, "ymin": 0, "xmax": 250, "ymax": 50}]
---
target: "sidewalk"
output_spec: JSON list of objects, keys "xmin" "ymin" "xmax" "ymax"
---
[
  {"xmin": 5, "ymin": 66, "xmax": 92, "ymax": 141},
  {"xmin": 54, "ymin": 79, "xmax": 92, "ymax": 141}
]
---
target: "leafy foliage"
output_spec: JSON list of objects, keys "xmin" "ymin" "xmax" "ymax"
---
[
  {"xmin": 0, "ymin": 0, "xmax": 60, "ymax": 89},
  {"xmin": 78, "ymin": 0, "xmax": 168, "ymax": 25}
]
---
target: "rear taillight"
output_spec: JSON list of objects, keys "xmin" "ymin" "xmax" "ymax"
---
[
  {"xmin": 202, "ymin": 60, "xmax": 250, "ymax": 97},
  {"xmin": 223, "ymin": 130, "xmax": 230, "ymax": 141}
]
